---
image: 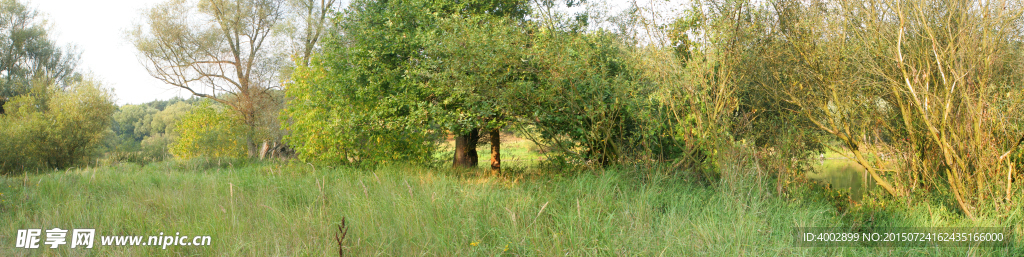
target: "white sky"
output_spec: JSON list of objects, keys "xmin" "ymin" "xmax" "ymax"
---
[
  {"xmin": 30, "ymin": 0, "xmax": 192, "ymax": 105},
  {"xmin": 29, "ymin": 0, "xmax": 643, "ymax": 106}
]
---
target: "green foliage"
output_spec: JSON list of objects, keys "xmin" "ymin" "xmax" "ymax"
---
[
  {"xmin": 101, "ymin": 98, "xmax": 198, "ymax": 164},
  {"xmin": 0, "ymin": 0, "xmax": 81, "ymax": 107},
  {"xmin": 505, "ymin": 8, "xmax": 735, "ymax": 173},
  {"xmin": 710, "ymin": 0, "xmax": 1024, "ymax": 218},
  {"xmin": 170, "ymin": 101, "xmax": 246, "ymax": 159},
  {"xmin": 139, "ymin": 101, "xmax": 192, "ymax": 137},
  {"xmin": 282, "ymin": 0, "xmax": 726, "ymax": 172},
  {"xmin": 284, "ymin": 51, "xmax": 437, "ymax": 165},
  {"xmin": 421, "ymin": 15, "xmax": 532, "ymax": 133},
  {"xmin": 282, "ymin": 0, "xmax": 434, "ymax": 166},
  {"xmin": 112, "ymin": 104, "xmax": 158, "ymax": 142},
  {"xmin": 0, "ymin": 79, "xmax": 115, "ymax": 173},
  {"xmin": 509, "ymin": 30, "xmax": 659, "ymax": 167},
  {"xmin": 284, "ymin": 0, "xmax": 531, "ymax": 166},
  {"xmin": 284, "ymin": 0, "xmax": 695, "ymax": 169},
  {"xmin": 666, "ymin": 9, "xmax": 702, "ymax": 63},
  {"xmin": 0, "ymin": 0, "xmax": 115, "ymax": 172}
]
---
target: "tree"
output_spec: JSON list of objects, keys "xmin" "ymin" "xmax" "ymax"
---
[
  {"xmin": 844, "ymin": 0, "xmax": 1023, "ymax": 219},
  {"xmin": 0, "ymin": 0, "xmax": 108, "ymax": 173},
  {"xmin": 423, "ymin": 15, "xmax": 533, "ymax": 172},
  {"xmin": 282, "ymin": 0, "xmax": 341, "ymax": 66},
  {"xmin": 171, "ymin": 100, "xmax": 247, "ymax": 158},
  {"xmin": 722, "ymin": 0, "xmax": 1024, "ymax": 219},
  {"xmin": 284, "ymin": 0, "xmax": 530, "ymax": 168},
  {"xmin": 0, "ymin": 79, "xmax": 115, "ymax": 172},
  {"xmin": 130, "ymin": 0, "xmax": 336, "ymax": 157},
  {"xmin": 103, "ymin": 98, "xmax": 200, "ymax": 163},
  {"xmin": 112, "ymin": 104, "xmax": 158, "ymax": 143},
  {"xmin": 0, "ymin": 0, "xmax": 80, "ymax": 114}
]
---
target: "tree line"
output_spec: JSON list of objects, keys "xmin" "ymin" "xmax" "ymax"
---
[
  {"xmin": 1, "ymin": 0, "xmax": 1022, "ymax": 219},
  {"xmin": 282, "ymin": 0, "xmax": 1024, "ymax": 219}
]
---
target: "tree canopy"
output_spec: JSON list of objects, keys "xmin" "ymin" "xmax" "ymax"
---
[{"xmin": 0, "ymin": 0, "xmax": 80, "ymax": 114}]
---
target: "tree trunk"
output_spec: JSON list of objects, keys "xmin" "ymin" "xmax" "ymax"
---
[
  {"xmin": 247, "ymin": 141, "xmax": 258, "ymax": 158},
  {"xmin": 453, "ymin": 128, "xmax": 480, "ymax": 168},
  {"xmin": 490, "ymin": 128, "xmax": 501, "ymax": 176},
  {"xmin": 259, "ymin": 140, "xmax": 270, "ymax": 160}
]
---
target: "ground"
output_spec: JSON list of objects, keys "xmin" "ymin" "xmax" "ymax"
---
[{"xmin": 1, "ymin": 143, "xmax": 1022, "ymax": 256}]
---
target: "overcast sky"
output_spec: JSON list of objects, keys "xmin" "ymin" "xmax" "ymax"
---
[
  {"xmin": 29, "ymin": 0, "xmax": 640, "ymax": 106},
  {"xmin": 30, "ymin": 0, "xmax": 189, "ymax": 105}
]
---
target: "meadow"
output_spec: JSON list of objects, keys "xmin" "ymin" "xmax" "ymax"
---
[
  {"xmin": 2, "ymin": 0, "xmax": 1022, "ymax": 255},
  {"xmin": 2, "ymin": 149, "xmax": 1021, "ymax": 256}
]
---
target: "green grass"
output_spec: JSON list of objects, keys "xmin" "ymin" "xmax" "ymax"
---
[
  {"xmin": 433, "ymin": 133, "xmax": 547, "ymax": 169},
  {"xmin": 1, "ymin": 157, "xmax": 1021, "ymax": 256}
]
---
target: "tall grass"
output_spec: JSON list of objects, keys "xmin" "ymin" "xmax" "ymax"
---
[{"xmin": 1, "ymin": 158, "xmax": 1020, "ymax": 256}]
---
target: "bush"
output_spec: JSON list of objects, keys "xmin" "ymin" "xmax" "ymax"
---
[
  {"xmin": 0, "ymin": 79, "xmax": 115, "ymax": 173},
  {"xmin": 512, "ymin": 31, "xmax": 659, "ymax": 167},
  {"xmin": 101, "ymin": 99, "xmax": 196, "ymax": 164},
  {"xmin": 170, "ymin": 101, "xmax": 246, "ymax": 159}
]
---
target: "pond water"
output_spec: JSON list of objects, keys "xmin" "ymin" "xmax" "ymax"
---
[{"xmin": 807, "ymin": 158, "xmax": 876, "ymax": 202}]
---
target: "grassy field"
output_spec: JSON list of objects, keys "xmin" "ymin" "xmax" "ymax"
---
[{"xmin": 2, "ymin": 155, "xmax": 1022, "ymax": 256}]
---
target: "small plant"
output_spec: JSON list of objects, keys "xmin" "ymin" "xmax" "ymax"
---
[{"xmin": 334, "ymin": 217, "xmax": 349, "ymax": 257}]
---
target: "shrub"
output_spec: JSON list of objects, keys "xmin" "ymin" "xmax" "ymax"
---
[
  {"xmin": 170, "ymin": 101, "xmax": 246, "ymax": 159},
  {"xmin": 0, "ymin": 79, "xmax": 115, "ymax": 173}
]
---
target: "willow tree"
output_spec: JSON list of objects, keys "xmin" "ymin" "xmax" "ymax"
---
[
  {"xmin": 748, "ymin": 0, "xmax": 1024, "ymax": 219},
  {"xmin": 850, "ymin": 0, "xmax": 1024, "ymax": 219},
  {"xmin": 0, "ymin": 0, "xmax": 80, "ymax": 114},
  {"xmin": 131, "ymin": 0, "xmax": 337, "ymax": 157},
  {"xmin": 282, "ymin": 0, "xmax": 341, "ymax": 66},
  {"xmin": 130, "ymin": 0, "xmax": 285, "ymax": 156}
]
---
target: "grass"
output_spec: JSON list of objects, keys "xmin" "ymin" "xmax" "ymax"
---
[
  {"xmin": 433, "ymin": 132, "xmax": 547, "ymax": 169},
  {"xmin": 1, "ymin": 155, "xmax": 1021, "ymax": 256}
]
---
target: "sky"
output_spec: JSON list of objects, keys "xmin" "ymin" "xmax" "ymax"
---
[
  {"xmin": 29, "ymin": 0, "xmax": 642, "ymax": 106},
  {"xmin": 30, "ymin": 0, "xmax": 190, "ymax": 105}
]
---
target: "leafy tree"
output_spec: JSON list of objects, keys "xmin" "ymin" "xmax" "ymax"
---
[
  {"xmin": 112, "ymin": 104, "xmax": 158, "ymax": 143},
  {"xmin": 284, "ymin": 0, "xmax": 529, "ymax": 168},
  {"xmin": 103, "ymin": 98, "xmax": 200, "ymax": 163},
  {"xmin": 0, "ymin": 0, "xmax": 80, "ymax": 114},
  {"xmin": 507, "ymin": 29, "xmax": 655, "ymax": 167},
  {"xmin": 139, "ymin": 101, "xmax": 193, "ymax": 137},
  {"xmin": 130, "ymin": 0, "xmax": 337, "ymax": 157},
  {"xmin": 0, "ymin": 79, "xmax": 114, "ymax": 172},
  {"xmin": 692, "ymin": 0, "xmax": 1024, "ymax": 219},
  {"xmin": 0, "ymin": 1, "xmax": 110, "ymax": 173},
  {"xmin": 493, "ymin": 2, "xmax": 705, "ymax": 170},
  {"xmin": 422, "ymin": 15, "xmax": 533, "ymax": 172},
  {"xmin": 170, "ymin": 101, "xmax": 246, "ymax": 159}
]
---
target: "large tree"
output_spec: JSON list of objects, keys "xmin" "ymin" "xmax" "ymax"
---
[
  {"xmin": 284, "ymin": 0, "xmax": 530, "ymax": 169},
  {"xmin": 425, "ymin": 15, "xmax": 533, "ymax": 173},
  {"xmin": 130, "ymin": 0, "xmax": 337, "ymax": 156},
  {"xmin": 0, "ymin": 0, "xmax": 115, "ymax": 173}
]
